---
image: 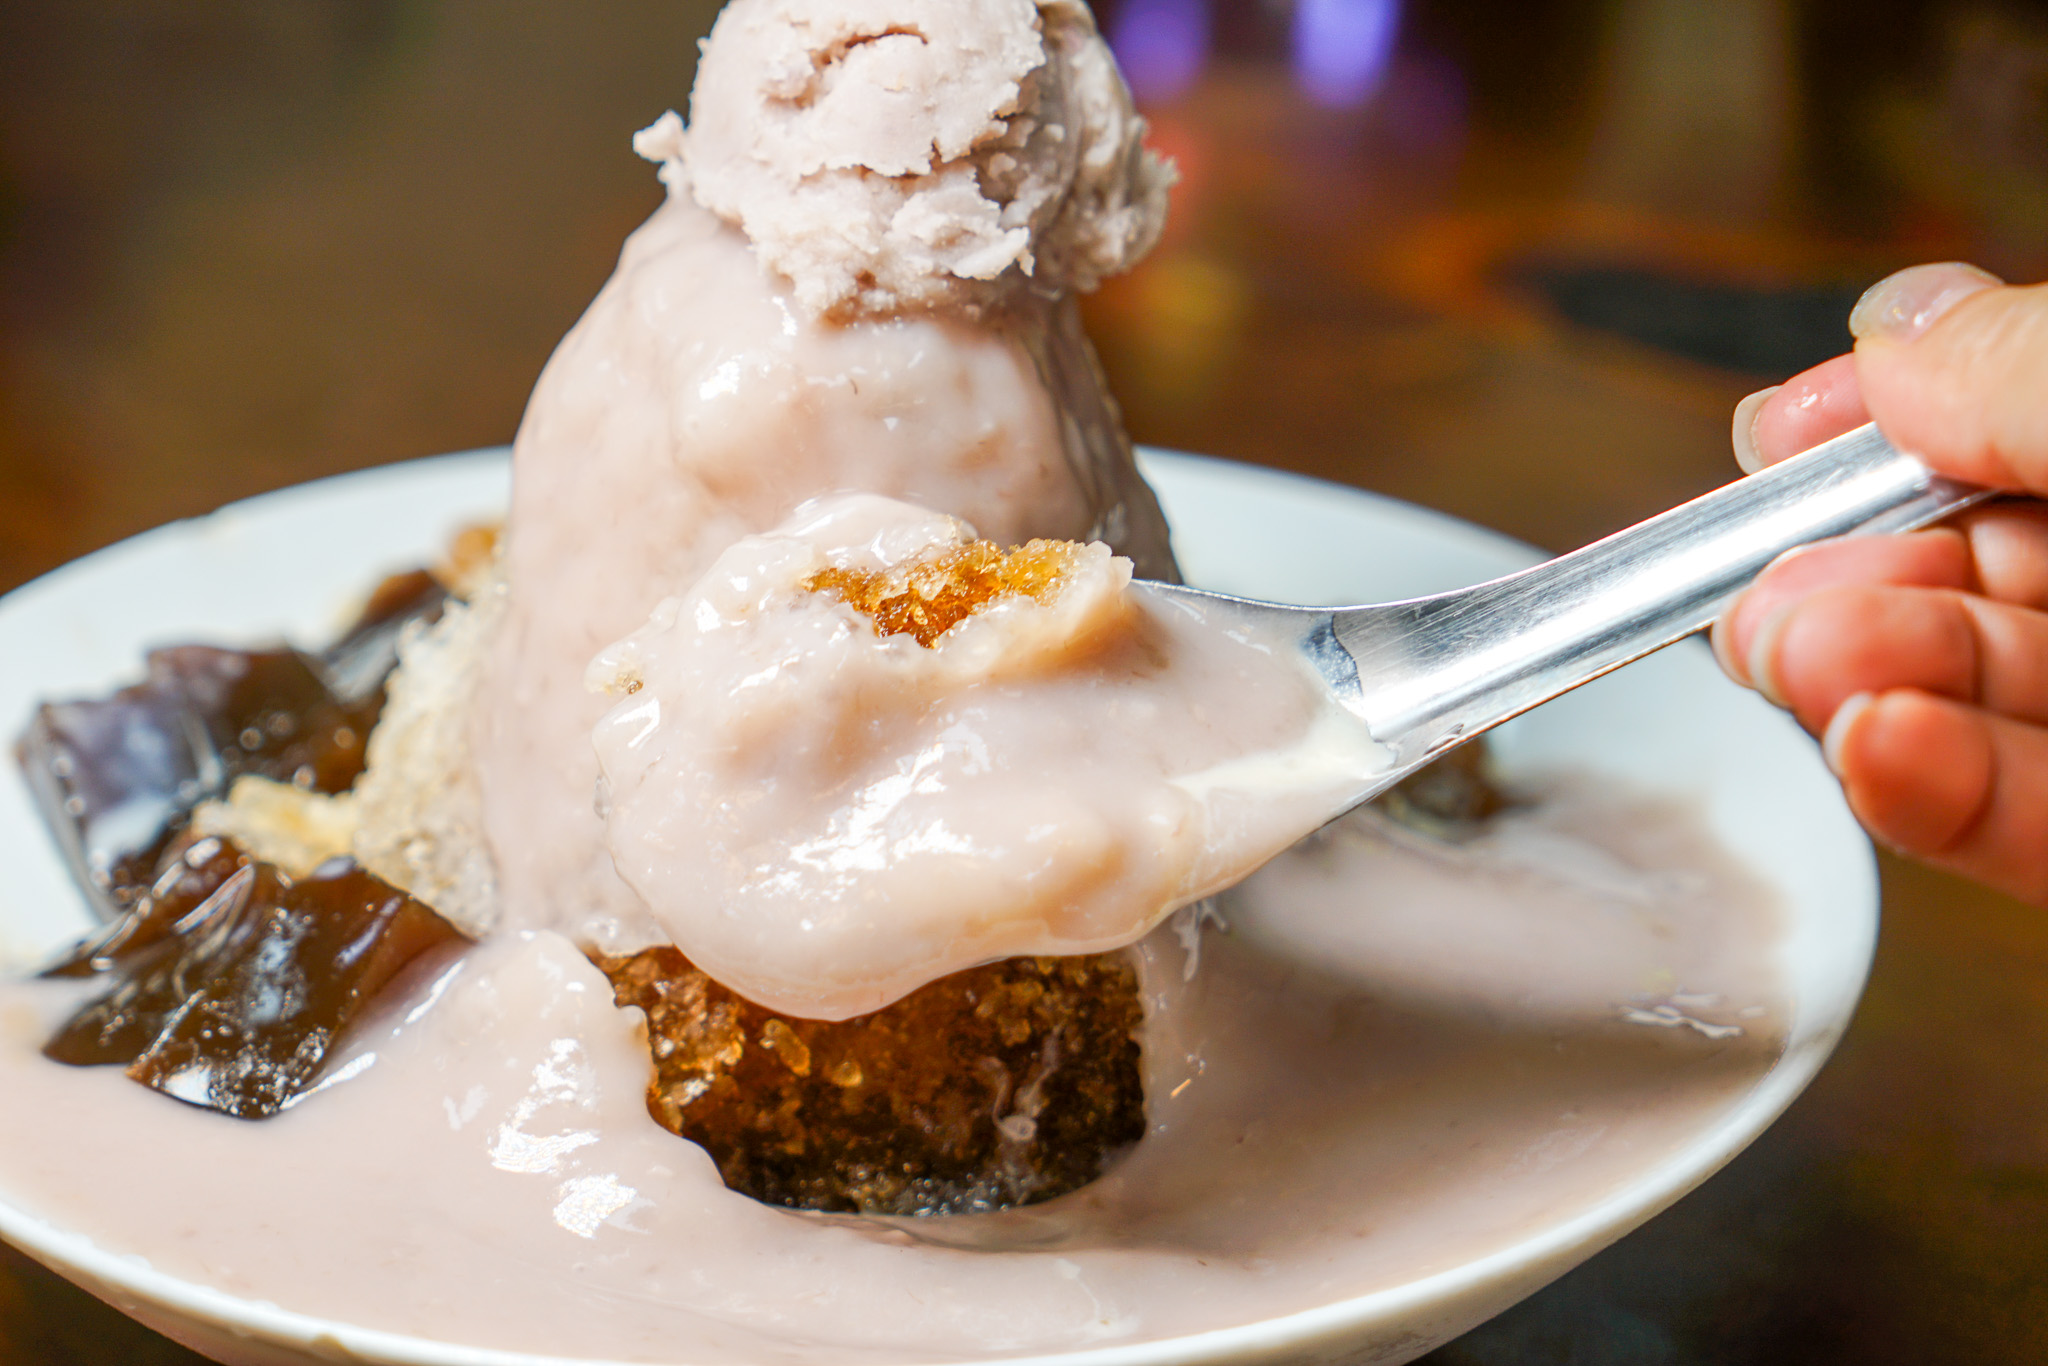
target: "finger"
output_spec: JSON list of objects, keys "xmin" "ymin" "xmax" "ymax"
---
[
  {"xmin": 1957, "ymin": 501, "xmax": 2048, "ymax": 611},
  {"xmin": 1711, "ymin": 530, "xmax": 1973, "ymax": 688},
  {"xmin": 1824, "ymin": 688, "xmax": 2048, "ymax": 906},
  {"xmin": 1733, "ymin": 354, "xmax": 1868, "ymax": 474},
  {"xmin": 1759, "ymin": 584, "xmax": 2048, "ymax": 732},
  {"xmin": 1852, "ymin": 270, "xmax": 2048, "ymax": 494}
]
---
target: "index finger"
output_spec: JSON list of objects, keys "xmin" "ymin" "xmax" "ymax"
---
[
  {"xmin": 1855, "ymin": 278, "xmax": 2048, "ymax": 495},
  {"xmin": 1737, "ymin": 353, "xmax": 1868, "ymax": 474}
]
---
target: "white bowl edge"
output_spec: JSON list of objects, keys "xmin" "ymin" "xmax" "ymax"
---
[{"xmin": 0, "ymin": 448, "xmax": 1878, "ymax": 1366}]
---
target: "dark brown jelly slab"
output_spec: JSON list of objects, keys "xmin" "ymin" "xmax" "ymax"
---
[
  {"xmin": 149, "ymin": 645, "xmax": 382, "ymax": 794},
  {"xmin": 320, "ymin": 569, "xmax": 448, "ymax": 703},
  {"xmin": 16, "ymin": 648, "xmax": 370, "ymax": 918},
  {"xmin": 594, "ymin": 946, "xmax": 1146, "ymax": 1217},
  {"xmin": 15, "ymin": 677, "xmax": 213, "ymax": 919},
  {"xmin": 39, "ymin": 834, "xmax": 246, "ymax": 979},
  {"xmin": 44, "ymin": 856, "xmax": 470, "ymax": 1119},
  {"xmin": 13, "ymin": 569, "xmax": 441, "ymax": 921}
]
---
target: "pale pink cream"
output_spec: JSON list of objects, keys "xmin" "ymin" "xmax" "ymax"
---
[
  {"xmin": 466, "ymin": 187, "xmax": 1171, "ymax": 950},
  {"xmin": 470, "ymin": 0, "xmax": 1174, "ymax": 964},
  {"xmin": 469, "ymin": 186, "xmax": 1174, "ymax": 960},
  {"xmin": 0, "ymin": 784, "xmax": 1784, "ymax": 1363},
  {"xmin": 585, "ymin": 494, "xmax": 1385, "ymax": 1018},
  {"xmin": 668, "ymin": 0, "xmax": 1172, "ymax": 317}
]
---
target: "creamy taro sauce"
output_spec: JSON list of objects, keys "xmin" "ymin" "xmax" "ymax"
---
[
  {"xmin": 585, "ymin": 494, "xmax": 1387, "ymax": 1019},
  {"xmin": 0, "ymin": 779, "xmax": 1783, "ymax": 1363},
  {"xmin": 469, "ymin": 0, "xmax": 1179, "ymax": 962},
  {"xmin": 470, "ymin": 187, "xmax": 1177, "ymax": 960}
]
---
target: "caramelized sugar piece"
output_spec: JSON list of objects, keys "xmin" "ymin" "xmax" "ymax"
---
[
  {"xmin": 805, "ymin": 539, "xmax": 1081, "ymax": 646},
  {"xmin": 44, "ymin": 854, "xmax": 469, "ymax": 1118},
  {"xmin": 434, "ymin": 522, "xmax": 501, "ymax": 600},
  {"xmin": 594, "ymin": 946, "xmax": 1146, "ymax": 1216}
]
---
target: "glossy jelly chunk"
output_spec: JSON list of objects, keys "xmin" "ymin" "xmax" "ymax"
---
[
  {"xmin": 15, "ymin": 680, "xmax": 212, "ymax": 916},
  {"xmin": 321, "ymin": 569, "xmax": 449, "ymax": 702},
  {"xmin": 44, "ymin": 854, "xmax": 470, "ymax": 1118},
  {"xmin": 39, "ymin": 834, "xmax": 245, "ymax": 979},
  {"xmin": 13, "ymin": 571, "xmax": 438, "ymax": 919},
  {"xmin": 595, "ymin": 946, "xmax": 1146, "ymax": 1216},
  {"xmin": 149, "ymin": 645, "xmax": 382, "ymax": 794}
]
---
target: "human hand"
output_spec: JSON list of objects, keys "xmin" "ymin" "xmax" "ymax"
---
[{"xmin": 1712, "ymin": 264, "xmax": 2048, "ymax": 903}]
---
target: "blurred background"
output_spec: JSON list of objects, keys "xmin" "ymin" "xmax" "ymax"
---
[{"xmin": 2, "ymin": 0, "xmax": 2046, "ymax": 1361}]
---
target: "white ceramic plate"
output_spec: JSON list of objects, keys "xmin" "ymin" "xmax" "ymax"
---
[{"xmin": 0, "ymin": 451, "xmax": 1875, "ymax": 1366}]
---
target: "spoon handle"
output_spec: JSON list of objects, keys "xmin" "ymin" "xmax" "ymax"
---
[{"xmin": 1337, "ymin": 423, "xmax": 1993, "ymax": 763}]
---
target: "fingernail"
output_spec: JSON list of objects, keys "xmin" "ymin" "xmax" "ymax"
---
[
  {"xmin": 1848, "ymin": 262, "xmax": 2002, "ymax": 343},
  {"xmin": 1746, "ymin": 605, "xmax": 1795, "ymax": 708},
  {"xmin": 1731, "ymin": 386, "xmax": 1780, "ymax": 475},
  {"xmin": 1822, "ymin": 691, "xmax": 1875, "ymax": 778}
]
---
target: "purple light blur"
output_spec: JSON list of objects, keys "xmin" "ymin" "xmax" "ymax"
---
[
  {"xmin": 1291, "ymin": 0, "xmax": 1402, "ymax": 109},
  {"xmin": 1108, "ymin": 0, "xmax": 1211, "ymax": 104}
]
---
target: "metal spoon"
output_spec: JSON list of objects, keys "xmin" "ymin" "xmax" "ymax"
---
[{"xmin": 1134, "ymin": 422, "xmax": 1990, "ymax": 799}]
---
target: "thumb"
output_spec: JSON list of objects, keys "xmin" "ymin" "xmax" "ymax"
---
[{"xmin": 1851, "ymin": 265, "xmax": 2048, "ymax": 494}]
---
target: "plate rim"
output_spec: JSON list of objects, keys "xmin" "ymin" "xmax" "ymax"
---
[{"xmin": 0, "ymin": 448, "xmax": 1877, "ymax": 1366}]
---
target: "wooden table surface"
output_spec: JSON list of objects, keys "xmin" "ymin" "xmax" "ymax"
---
[{"xmin": 3, "ymin": 1, "xmax": 2046, "ymax": 1361}]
